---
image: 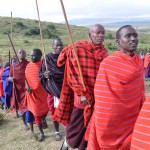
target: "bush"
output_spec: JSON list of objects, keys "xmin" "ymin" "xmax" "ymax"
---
[{"xmin": 23, "ymin": 40, "xmax": 29, "ymax": 43}]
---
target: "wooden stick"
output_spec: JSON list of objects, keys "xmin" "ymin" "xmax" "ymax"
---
[
  {"xmin": 10, "ymin": 11, "xmax": 14, "ymax": 77},
  {"xmin": 7, "ymin": 33, "xmax": 31, "ymax": 90},
  {"xmin": 35, "ymin": 0, "xmax": 48, "ymax": 72},
  {"xmin": 60, "ymin": 0, "xmax": 86, "ymax": 91}
]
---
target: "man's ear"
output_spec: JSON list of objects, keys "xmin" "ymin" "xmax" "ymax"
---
[
  {"xmin": 116, "ymin": 39, "xmax": 120, "ymax": 47},
  {"xmin": 88, "ymin": 33, "xmax": 91, "ymax": 40}
]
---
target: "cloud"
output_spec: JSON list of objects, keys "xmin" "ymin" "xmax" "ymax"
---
[{"xmin": 0, "ymin": 0, "xmax": 150, "ymax": 22}]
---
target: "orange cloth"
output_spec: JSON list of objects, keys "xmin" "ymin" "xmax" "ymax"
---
[
  {"xmin": 144, "ymin": 53, "xmax": 150, "ymax": 68},
  {"xmin": 24, "ymin": 60, "xmax": 48, "ymax": 116},
  {"xmin": 86, "ymin": 51, "xmax": 145, "ymax": 150},
  {"xmin": 0, "ymin": 67, "xmax": 4, "ymax": 97},
  {"xmin": 131, "ymin": 96, "xmax": 150, "ymax": 149}
]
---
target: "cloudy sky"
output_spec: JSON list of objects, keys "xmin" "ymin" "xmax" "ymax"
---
[{"xmin": 0, "ymin": 0, "xmax": 150, "ymax": 23}]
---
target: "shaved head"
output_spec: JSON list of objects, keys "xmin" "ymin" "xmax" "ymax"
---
[
  {"xmin": 89, "ymin": 24, "xmax": 105, "ymax": 34},
  {"xmin": 89, "ymin": 24, "xmax": 105, "ymax": 45}
]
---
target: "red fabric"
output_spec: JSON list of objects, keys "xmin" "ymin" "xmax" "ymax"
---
[
  {"xmin": 53, "ymin": 40, "xmax": 108, "ymax": 126},
  {"xmin": 131, "ymin": 97, "xmax": 150, "ymax": 149},
  {"xmin": 10, "ymin": 60, "xmax": 29, "ymax": 112},
  {"xmin": 34, "ymin": 114, "xmax": 47, "ymax": 126},
  {"xmin": 144, "ymin": 53, "xmax": 150, "ymax": 68},
  {"xmin": 47, "ymin": 94, "xmax": 55, "ymax": 116},
  {"xmin": 0, "ymin": 67, "xmax": 4, "ymax": 97},
  {"xmin": 86, "ymin": 51, "xmax": 145, "ymax": 150},
  {"xmin": 24, "ymin": 60, "xmax": 48, "ymax": 116}
]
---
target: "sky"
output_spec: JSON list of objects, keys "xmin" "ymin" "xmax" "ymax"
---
[{"xmin": 0, "ymin": 0, "xmax": 150, "ymax": 23}]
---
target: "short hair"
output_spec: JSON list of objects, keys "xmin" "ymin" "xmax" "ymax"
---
[
  {"xmin": 116, "ymin": 25, "xmax": 133, "ymax": 39},
  {"xmin": 53, "ymin": 38, "xmax": 63, "ymax": 45},
  {"xmin": 33, "ymin": 48, "xmax": 42, "ymax": 56},
  {"xmin": 4, "ymin": 61, "xmax": 10, "ymax": 67}
]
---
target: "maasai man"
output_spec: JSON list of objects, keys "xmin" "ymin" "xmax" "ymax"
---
[
  {"xmin": 53, "ymin": 24, "xmax": 108, "ymax": 150},
  {"xmin": 86, "ymin": 25, "xmax": 145, "ymax": 150},
  {"xmin": 0, "ymin": 64, "xmax": 4, "ymax": 109},
  {"xmin": 144, "ymin": 49, "xmax": 150, "ymax": 81},
  {"xmin": 1, "ymin": 62, "xmax": 12, "ymax": 110},
  {"xmin": 40, "ymin": 38, "xmax": 65, "ymax": 141},
  {"xmin": 131, "ymin": 94, "xmax": 150, "ymax": 149},
  {"xmin": 24, "ymin": 49, "xmax": 48, "ymax": 142},
  {"xmin": 9, "ymin": 49, "xmax": 34, "ymax": 130}
]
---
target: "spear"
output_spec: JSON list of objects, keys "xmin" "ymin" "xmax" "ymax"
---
[
  {"xmin": 59, "ymin": 0, "xmax": 86, "ymax": 91},
  {"xmin": 35, "ymin": 0, "xmax": 48, "ymax": 72}
]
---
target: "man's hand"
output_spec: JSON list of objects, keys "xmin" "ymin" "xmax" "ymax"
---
[
  {"xmin": 8, "ymin": 77, "xmax": 15, "ymax": 82},
  {"xmin": 81, "ymin": 96, "xmax": 89, "ymax": 105},
  {"xmin": 44, "ymin": 71, "xmax": 52, "ymax": 79},
  {"xmin": 27, "ymin": 87, "xmax": 32, "ymax": 94}
]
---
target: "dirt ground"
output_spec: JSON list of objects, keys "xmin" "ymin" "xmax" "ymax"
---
[{"xmin": 0, "ymin": 81, "xmax": 150, "ymax": 150}]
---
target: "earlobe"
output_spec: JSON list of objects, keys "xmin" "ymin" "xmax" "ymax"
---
[{"xmin": 116, "ymin": 40, "xmax": 120, "ymax": 47}]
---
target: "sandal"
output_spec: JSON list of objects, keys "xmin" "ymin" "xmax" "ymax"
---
[{"xmin": 36, "ymin": 134, "xmax": 45, "ymax": 142}]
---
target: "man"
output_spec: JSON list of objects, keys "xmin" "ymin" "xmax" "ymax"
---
[
  {"xmin": 0, "ymin": 64, "xmax": 4, "ymax": 109},
  {"xmin": 1, "ymin": 62, "xmax": 12, "ymax": 110},
  {"xmin": 54, "ymin": 24, "xmax": 108, "ymax": 150},
  {"xmin": 144, "ymin": 49, "xmax": 150, "ymax": 81},
  {"xmin": 86, "ymin": 25, "xmax": 145, "ymax": 150},
  {"xmin": 9, "ymin": 49, "xmax": 30, "ymax": 129},
  {"xmin": 131, "ymin": 95, "xmax": 150, "ymax": 149},
  {"xmin": 24, "ymin": 49, "xmax": 48, "ymax": 142},
  {"xmin": 40, "ymin": 38, "xmax": 65, "ymax": 141}
]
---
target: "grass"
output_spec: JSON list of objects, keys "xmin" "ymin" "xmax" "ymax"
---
[
  {"xmin": 0, "ymin": 80, "xmax": 150, "ymax": 150},
  {"xmin": 0, "ymin": 16, "xmax": 150, "ymax": 61}
]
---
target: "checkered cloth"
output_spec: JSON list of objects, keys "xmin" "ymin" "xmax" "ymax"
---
[{"xmin": 53, "ymin": 40, "xmax": 108, "ymax": 126}]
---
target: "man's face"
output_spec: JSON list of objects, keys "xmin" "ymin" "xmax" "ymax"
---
[
  {"xmin": 89, "ymin": 25, "xmax": 105, "ymax": 45},
  {"xmin": 18, "ymin": 49, "xmax": 26, "ymax": 60},
  {"xmin": 30, "ymin": 50, "xmax": 41, "ymax": 63},
  {"xmin": 117, "ymin": 27, "xmax": 138, "ymax": 54},
  {"xmin": 53, "ymin": 40, "xmax": 63, "ymax": 54}
]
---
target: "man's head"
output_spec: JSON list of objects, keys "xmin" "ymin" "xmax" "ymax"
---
[
  {"xmin": 89, "ymin": 24, "xmax": 105, "ymax": 45},
  {"xmin": 18, "ymin": 49, "xmax": 26, "ymax": 60},
  {"xmin": 30, "ymin": 49, "xmax": 42, "ymax": 63},
  {"xmin": 4, "ymin": 61, "xmax": 10, "ymax": 68},
  {"xmin": 116, "ymin": 25, "xmax": 138, "ymax": 56},
  {"xmin": 52, "ymin": 38, "xmax": 63, "ymax": 54}
]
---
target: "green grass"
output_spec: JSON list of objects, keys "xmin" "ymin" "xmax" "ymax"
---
[{"xmin": 0, "ymin": 16, "xmax": 150, "ymax": 61}]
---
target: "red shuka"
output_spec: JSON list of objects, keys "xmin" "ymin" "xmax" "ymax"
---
[
  {"xmin": 131, "ymin": 96, "xmax": 150, "ymax": 150},
  {"xmin": 86, "ymin": 51, "xmax": 145, "ymax": 150},
  {"xmin": 24, "ymin": 60, "xmax": 48, "ymax": 116},
  {"xmin": 53, "ymin": 40, "xmax": 108, "ymax": 126},
  {"xmin": 10, "ymin": 60, "xmax": 29, "ymax": 112}
]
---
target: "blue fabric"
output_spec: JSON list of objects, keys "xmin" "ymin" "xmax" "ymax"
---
[
  {"xmin": 1, "ymin": 66, "xmax": 12, "ymax": 108},
  {"xmin": 25, "ymin": 111, "xmax": 34, "ymax": 123},
  {"xmin": 145, "ymin": 63, "xmax": 150, "ymax": 78}
]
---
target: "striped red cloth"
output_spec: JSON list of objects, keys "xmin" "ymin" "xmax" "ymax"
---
[
  {"xmin": 24, "ymin": 60, "xmax": 48, "ymax": 116},
  {"xmin": 131, "ymin": 97, "xmax": 150, "ymax": 150},
  {"xmin": 144, "ymin": 53, "xmax": 150, "ymax": 68},
  {"xmin": 53, "ymin": 40, "xmax": 108, "ymax": 126},
  {"xmin": 86, "ymin": 51, "xmax": 145, "ymax": 150}
]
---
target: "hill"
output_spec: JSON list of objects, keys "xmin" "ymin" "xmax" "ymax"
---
[{"xmin": 0, "ymin": 16, "xmax": 150, "ymax": 61}]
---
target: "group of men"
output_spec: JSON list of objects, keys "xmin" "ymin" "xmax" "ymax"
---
[{"xmin": 0, "ymin": 23, "xmax": 149, "ymax": 150}]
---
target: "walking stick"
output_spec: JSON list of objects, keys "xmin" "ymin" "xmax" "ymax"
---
[
  {"xmin": 35, "ymin": 0, "xmax": 48, "ymax": 72},
  {"xmin": 59, "ymin": 0, "xmax": 86, "ymax": 92}
]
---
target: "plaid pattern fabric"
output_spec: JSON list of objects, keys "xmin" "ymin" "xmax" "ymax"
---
[{"xmin": 53, "ymin": 40, "xmax": 108, "ymax": 126}]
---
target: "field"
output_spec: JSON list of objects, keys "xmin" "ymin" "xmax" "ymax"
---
[
  {"xmin": 0, "ymin": 16, "xmax": 150, "ymax": 61},
  {"xmin": 0, "ymin": 80, "xmax": 150, "ymax": 150},
  {"xmin": 0, "ymin": 16, "xmax": 150, "ymax": 150}
]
